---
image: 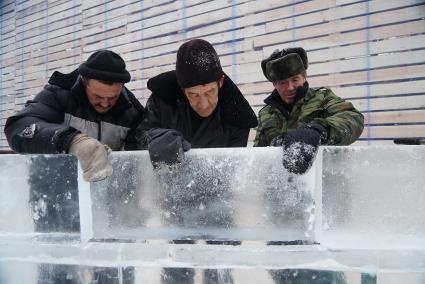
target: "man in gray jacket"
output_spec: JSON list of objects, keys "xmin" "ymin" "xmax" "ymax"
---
[{"xmin": 5, "ymin": 50, "xmax": 144, "ymax": 182}]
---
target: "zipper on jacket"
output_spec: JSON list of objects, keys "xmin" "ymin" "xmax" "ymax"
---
[{"xmin": 98, "ymin": 121, "xmax": 102, "ymax": 142}]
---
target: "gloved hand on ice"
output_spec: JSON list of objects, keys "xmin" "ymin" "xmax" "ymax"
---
[
  {"xmin": 282, "ymin": 123, "xmax": 328, "ymax": 174},
  {"xmin": 147, "ymin": 128, "xmax": 191, "ymax": 169}
]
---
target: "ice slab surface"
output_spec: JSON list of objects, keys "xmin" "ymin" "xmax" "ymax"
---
[
  {"xmin": 321, "ymin": 146, "xmax": 425, "ymax": 249},
  {"xmin": 0, "ymin": 154, "xmax": 79, "ymax": 235},
  {"xmin": 90, "ymin": 148, "xmax": 319, "ymax": 242},
  {"xmin": 1, "ymin": 146, "xmax": 425, "ymax": 283}
]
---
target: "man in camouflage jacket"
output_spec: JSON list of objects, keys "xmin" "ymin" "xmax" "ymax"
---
[{"xmin": 254, "ymin": 47, "xmax": 364, "ymax": 174}]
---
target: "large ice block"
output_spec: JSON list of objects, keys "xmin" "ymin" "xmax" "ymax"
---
[
  {"xmin": 321, "ymin": 146, "xmax": 425, "ymax": 250},
  {"xmin": 0, "ymin": 154, "xmax": 80, "ymax": 236},
  {"xmin": 1, "ymin": 146, "xmax": 425, "ymax": 284},
  {"xmin": 89, "ymin": 148, "xmax": 319, "ymax": 242}
]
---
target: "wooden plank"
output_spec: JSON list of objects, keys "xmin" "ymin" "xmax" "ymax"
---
[
  {"xmin": 216, "ymin": 48, "xmax": 425, "ymax": 85},
  {"xmin": 239, "ymin": 0, "xmax": 333, "ymax": 30},
  {"xmin": 16, "ymin": 15, "xmax": 83, "ymax": 41},
  {"xmin": 239, "ymin": 64, "xmax": 425, "ymax": 95},
  {"xmin": 14, "ymin": 0, "xmax": 46, "ymax": 13},
  {"xmin": 78, "ymin": 0, "xmax": 422, "ymax": 65},
  {"xmin": 126, "ymin": 0, "xmax": 247, "ymax": 32},
  {"xmin": 352, "ymin": 95, "xmax": 425, "ymax": 112},
  {"xmin": 262, "ymin": 19, "xmax": 425, "ymax": 56},
  {"xmin": 14, "ymin": 44, "xmax": 82, "ymax": 71},
  {"xmin": 15, "ymin": 23, "xmax": 84, "ymax": 50},
  {"xmin": 21, "ymin": 44, "xmax": 82, "ymax": 65},
  {"xmin": 253, "ymin": 5, "xmax": 425, "ymax": 48},
  {"xmin": 80, "ymin": 17, "xmax": 127, "ymax": 38},
  {"xmin": 308, "ymin": 65, "xmax": 425, "ymax": 88},
  {"xmin": 13, "ymin": 50, "xmax": 83, "ymax": 78},
  {"xmin": 15, "ymin": 0, "xmax": 68, "ymax": 21},
  {"xmin": 360, "ymin": 125, "xmax": 425, "ymax": 139},
  {"xmin": 332, "ymin": 80, "xmax": 425, "ymax": 100},
  {"xmin": 0, "ymin": 0, "xmax": 15, "ymax": 10},
  {"xmin": 105, "ymin": 6, "xmax": 230, "ymax": 50},
  {"xmin": 263, "ymin": 0, "xmax": 423, "ymax": 33},
  {"xmin": 0, "ymin": 39, "xmax": 15, "ymax": 57},
  {"xmin": 84, "ymin": 16, "xmax": 425, "ymax": 72},
  {"xmin": 365, "ymin": 110, "xmax": 425, "ymax": 125},
  {"xmin": 119, "ymin": 0, "xmax": 251, "ymax": 46},
  {"xmin": 0, "ymin": 3, "xmax": 15, "ymax": 21},
  {"xmin": 16, "ymin": 15, "xmax": 116, "ymax": 43},
  {"xmin": 308, "ymin": 34, "xmax": 425, "ymax": 63},
  {"xmin": 126, "ymin": 53, "xmax": 176, "ymax": 72},
  {"xmin": 308, "ymin": 49, "xmax": 425, "ymax": 75},
  {"xmin": 0, "ymin": 21, "xmax": 15, "ymax": 37},
  {"xmin": 15, "ymin": 3, "xmax": 82, "ymax": 34},
  {"xmin": 15, "ymin": 31, "xmax": 83, "ymax": 58},
  {"xmin": 81, "ymin": 0, "xmax": 135, "ymax": 10},
  {"xmin": 85, "ymin": 0, "xmax": 210, "ymax": 29},
  {"xmin": 81, "ymin": 0, "xmax": 173, "ymax": 19},
  {"xmin": 15, "ymin": 0, "xmax": 81, "ymax": 28},
  {"xmin": 237, "ymin": 0, "xmax": 298, "ymax": 15}
]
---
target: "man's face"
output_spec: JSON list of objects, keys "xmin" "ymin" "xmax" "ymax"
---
[
  {"xmin": 84, "ymin": 78, "xmax": 123, "ymax": 113},
  {"xmin": 183, "ymin": 76, "xmax": 224, "ymax": 117},
  {"xmin": 273, "ymin": 74, "xmax": 306, "ymax": 104}
]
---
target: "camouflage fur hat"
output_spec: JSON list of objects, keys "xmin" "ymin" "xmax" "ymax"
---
[{"xmin": 261, "ymin": 47, "xmax": 308, "ymax": 82}]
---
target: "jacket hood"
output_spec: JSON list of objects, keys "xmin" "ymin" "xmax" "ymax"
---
[
  {"xmin": 48, "ymin": 68, "xmax": 80, "ymax": 90},
  {"xmin": 147, "ymin": 70, "xmax": 258, "ymax": 128}
]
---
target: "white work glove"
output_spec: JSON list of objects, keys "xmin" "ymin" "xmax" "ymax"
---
[{"xmin": 69, "ymin": 133, "xmax": 113, "ymax": 182}]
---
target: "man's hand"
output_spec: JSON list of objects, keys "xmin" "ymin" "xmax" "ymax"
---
[
  {"xmin": 148, "ymin": 129, "xmax": 191, "ymax": 169},
  {"xmin": 282, "ymin": 123, "xmax": 328, "ymax": 174},
  {"xmin": 69, "ymin": 133, "xmax": 113, "ymax": 182}
]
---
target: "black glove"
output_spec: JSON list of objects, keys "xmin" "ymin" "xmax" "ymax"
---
[
  {"xmin": 282, "ymin": 123, "xmax": 328, "ymax": 174},
  {"xmin": 147, "ymin": 129, "xmax": 191, "ymax": 168},
  {"xmin": 270, "ymin": 134, "xmax": 285, "ymax": 146}
]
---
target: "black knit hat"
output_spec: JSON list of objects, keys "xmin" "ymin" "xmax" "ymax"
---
[
  {"xmin": 78, "ymin": 50, "xmax": 131, "ymax": 83},
  {"xmin": 176, "ymin": 39, "xmax": 224, "ymax": 88},
  {"xmin": 261, "ymin": 47, "xmax": 308, "ymax": 82}
]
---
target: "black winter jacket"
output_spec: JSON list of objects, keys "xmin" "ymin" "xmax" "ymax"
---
[
  {"xmin": 5, "ymin": 69, "xmax": 144, "ymax": 153},
  {"xmin": 136, "ymin": 71, "xmax": 258, "ymax": 149}
]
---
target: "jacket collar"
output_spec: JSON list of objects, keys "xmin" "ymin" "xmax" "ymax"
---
[
  {"xmin": 147, "ymin": 70, "xmax": 258, "ymax": 128},
  {"xmin": 264, "ymin": 81, "xmax": 311, "ymax": 115}
]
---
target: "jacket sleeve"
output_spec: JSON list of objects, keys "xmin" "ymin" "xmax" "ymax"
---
[
  {"xmin": 313, "ymin": 90, "xmax": 364, "ymax": 145},
  {"xmin": 135, "ymin": 95, "xmax": 164, "ymax": 150},
  {"xmin": 253, "ymin": 107, "xmax": 282, "ymax": 147},
  {"xmin": 253, "ymin": 110, "xmax": 267, "ymax": 147},
  {"xmin": 4, "ymin": 88, "xmax": 79, "ymax": 154}
]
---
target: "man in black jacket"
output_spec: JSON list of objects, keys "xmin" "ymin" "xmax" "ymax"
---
[
  {"xmin": 136, "ymin": 39, "xmax": 257, "ymax": 284},
  {"xmin": 136, "ymin": 39, "xmax": 258, "ymax": 167},
  {"xmin": 5, "ymin": 50, "xmax": 144, "ymax": 182}
]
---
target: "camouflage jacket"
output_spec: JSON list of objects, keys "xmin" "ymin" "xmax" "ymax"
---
[{"xmin": 253, "ymin": 86, "xmax": 364, "ymax": 146}]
